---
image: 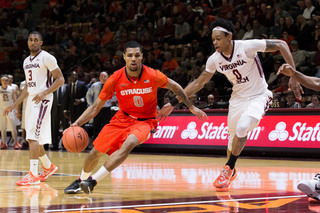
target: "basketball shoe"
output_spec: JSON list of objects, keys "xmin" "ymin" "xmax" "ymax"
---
[
  {"xmin": 16, "ymin": 171, "xmax": 41, "ymax": 186},
  {"xmin": 297, "ymin": 173, "xmax": 320, "ymax": 201},
  {"xmin": 217, "ymin": 192, "xmax": 239, "ymax": 212},
  {"xmin": 214, "ymin": 165, "xmax": 238, "ymax": 192},
  {"xmin": 39, "ymin": 164, "xmax": 58, "ymax": 182},
  {"xmin": 64, "ymin": 178, "xmax": 82, "ymax": 194},
  {"xmin": 80, "ymin": 177, "xmax": 97, "ymax": 194},
  {"xmin": 1, "ymin": 143, "xmax": 8, "ymax": 149}
]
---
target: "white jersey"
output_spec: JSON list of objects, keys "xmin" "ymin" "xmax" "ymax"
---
[
  {"xmin": 206, "ymin": 39, "xmax": 268, "ymax": 99},
  {"xmin": 0, "ymin": 85, "xmax": 14, "ymax": 109},
  {"xmin": 23, "ymin": 50, "xmax": 59, "ymax": 96}
]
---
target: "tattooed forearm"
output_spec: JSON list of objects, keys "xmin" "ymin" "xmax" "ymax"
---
[
  {"xmin": 265, "ymin": 40, "xmax": 278, "ymax": 52},
  {"xmin": 170, "ymin": 83, "xmax": 193, "ymax": 107}
]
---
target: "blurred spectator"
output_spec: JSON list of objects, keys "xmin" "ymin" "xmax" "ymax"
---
[
  {"xmin": 199, "ymin": 24, "xmax": 212, "ymax": 56},
  {"xmin": 169, "ymin": 66, "xmax": 187, "ymax": 88},
  {"xmin": 314, "ymin": 40, "xmax": 320, "ymax": 77},
  {"xmin": 306, "ymin": 94, "xmax": 320, "ymax": 108},
  {"xmin": 271, "ymin": 16, "xmax": 286, "ymax": 38},
  {"xmin": 180, "ymin": 45, "xmax": 193, "ymax": 70},
  {"xmin": 100, "ymin": 26, "xmax": 114, "ymax": 47},
  {"xmin": 174, "ymin": 15, "xmax": 192, "ymax": 44},
  {"xmin": 162, "ymin": 52, "xmax": 178, "ymax": 75},
  {"xmin": 15, "ymin": 22, "xmax": 28, "ymax": 40},
  {"xmin": 190, "ymin": 93, "xmax": 200, "ymax": 108},
  {"xmin": 193, "ymin": 51, "xmax": 207, "ymax": 67},
  {"xmin": 295, "ymin": 14, "xmax": 313, "ymax": 50},
  {"xmin": 220, "ymin": 0, "xmax": 235, "ymax": 20},
  {"xmin": 303, "ymin": 0, "xmax": 315, "ymax": 20},
  {"xmin": 235, "ymin": 9, "xmax": 248, "ymax": 27},
  {"xmin": 272, "ymin": 75, "xmax": 290, "ymax": 96},
  {"xmin": 3, "ymin": 26, "xmax": 15, "ymax": 46},
  {"xmin": 76, "ymin": 65, "xmax": 91, "ymax": 84},
  {"xmin": 198, "ymin": 80, "xmax": 220, "ymax": 102},
  {"xmin": 252, "ymin": 19, "xmax": 267, "ymax": 38},
  {"xmin": 204, "ymin": 94, "xmax": 219, "ymax": 109},
  {"xmin": 234, "ymin": 21, "xmax": 246, "ymax": 40},
  {"xmin": 144, "ymin": 51, "xmax": 161, "ymax": 70},
  {"xmin": 184, "ymin": 3, "xmax": 199, "ymax": 28},
  {"xmin": 274, "ymin": 4, "xmax": 290, "ymax": 25},
  {"xmin": 242, "ymin": 22, "xmax": 253, "ymax": 40},
  {"xmin": 284, "ymin": 16, "xmax": 298, "ymax": 37},
  {"xmin": 285, "ymin": 92, "xmax": 302, "ymax": 108}
]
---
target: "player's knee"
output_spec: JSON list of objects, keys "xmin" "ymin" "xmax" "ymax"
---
[{"xmin": 236, "ymin": 123, "xmax": 249, "ymax": 138}]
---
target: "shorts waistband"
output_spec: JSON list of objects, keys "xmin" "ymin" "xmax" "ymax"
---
[{"xmin": 122, "ymin": 111, "xmax": 155, "ymax": 121}]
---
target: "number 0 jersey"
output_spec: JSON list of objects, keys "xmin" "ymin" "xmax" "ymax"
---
[
  {"xmin": 99, "ymin": 65, "xmax": 168, "ymax": 119},
  {"xmin": 206, "ymin": 39, "xmax": 268, "ymax": 98},
  {"xmin": 23, "ymin": 50, "xmax": 59, "ymax": 96}
]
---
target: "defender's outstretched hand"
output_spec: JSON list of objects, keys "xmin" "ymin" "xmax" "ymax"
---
[
  {"xmin": 277, "ymin": 64, "xmax": 304, "ymax": 100},
  {"xmin": 188, "ymin": 105, "xmax": 208, "ymax": 121}
]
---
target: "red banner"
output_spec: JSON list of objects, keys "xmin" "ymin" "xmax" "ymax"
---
[{"xmin": 146, "ymin": 115, "xmax": 320, "ymax": 148}]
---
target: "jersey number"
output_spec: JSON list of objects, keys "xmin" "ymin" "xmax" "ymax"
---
[
  {"xmin": 28, "ymin": 70, "xmax": 32, "ymax": 81},
  {"xmin": 133, "ymin": 96, "xmax": 144, "ymax": 107},
  {"xmin": 2, "ymin": 93, "xmax": 8, "ymax": 102},
  {"xmin": 232, "ymin": 69, "xmax": 242, "ymax": 80}
]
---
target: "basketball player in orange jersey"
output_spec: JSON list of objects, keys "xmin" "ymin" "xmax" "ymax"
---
[
  {"xmin": 64, "ymin": 41, "xmax": 207, "ymax": 194},
  {"xmin": 3, "ymin": 31, "xmax": 65, "ymax": 185},
  {"xmin": 158, "ymin": 18, "xmax": 302, "ymax": 192},
  {"xmin": 278, "ymin": 63, "xmax": 320, "ymax": 201}
]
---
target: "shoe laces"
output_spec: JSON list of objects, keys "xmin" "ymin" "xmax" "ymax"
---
[
  {"xmin": 69, "ymin": 179, "xmax": 81, "ymax": 188},
  {"xmin": 21, "ymin": 173, "xmax": 34, "ymax": 182},
  {"xmin": 219, "ymin": 168, "xmax": 231, "ymax": 181}
]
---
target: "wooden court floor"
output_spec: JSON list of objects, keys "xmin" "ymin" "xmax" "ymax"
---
[{"xmin": 0, "ymin": 149, "xmax": 319, "ymax": 213}]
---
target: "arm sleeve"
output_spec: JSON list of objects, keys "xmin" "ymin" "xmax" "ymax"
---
[
  {"xmin": 244, "ymin": 39, "xmax": 267, "ymax": 58},
  {"xmin": 154, "ymin": 69, "xmax": 169, "ymax": 88},
  {"xmin": 99, "ymin": 75, "xmax": 116, "ymax": 101},
  {"xmin": 43, "ymin": 53, "xmax": 59, "ymax": 72}
]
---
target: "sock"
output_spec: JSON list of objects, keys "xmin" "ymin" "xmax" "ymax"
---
[
  {"xmin": 39, "ymin": 154, "xmax": 52, "ymax": 169},
  {"xmin": 80, "ymin": 169, "xmax": 92, "ymax": 180},
  {"xmin": 30, "ymin": 159, "xmax": 39, "ymax": 177},
  {"xmin": 92, "ymin": 166, "xmax": 110, "ymax": 182},
  {"xmin": 226, "ymin": 153, "xmax": 238, "ymax": 170}
]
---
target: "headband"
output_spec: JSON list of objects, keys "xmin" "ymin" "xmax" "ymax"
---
[{"xmin": 212, "ymin": 26, "xmax": 232, "ymax": 35}]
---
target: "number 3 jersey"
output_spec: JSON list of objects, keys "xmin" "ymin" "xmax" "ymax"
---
[
  {"xmin": 206, "ymin": 39, "xmax": 268, "ymax": 99},
  {"xmin": 23, "ymin": 50, "xmax": 59, "ymax": 96},
  {"xmin": 99, "ymin": 65, "xmax": 168, "ymax": 119}
]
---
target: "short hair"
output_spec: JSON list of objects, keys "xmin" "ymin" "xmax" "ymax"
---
[
  {"xmin": 124, "ymin": 41, "xmax": 142, "ymax": 53},
  {"xmin": 211, "ymin": 18, "xmax": 236, "ymax": 35},
  {"xmin": 29, "ymin": 31, "xmax": 43, "ymax": 40}
]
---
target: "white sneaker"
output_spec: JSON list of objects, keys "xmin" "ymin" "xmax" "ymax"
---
[{"xmin": 297, "ymin": 179, "xmax": 320, "ymax": 201}]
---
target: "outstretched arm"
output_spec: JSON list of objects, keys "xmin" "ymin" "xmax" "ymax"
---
[
  {"xmin": 277, "ymin": 64, "xmax": 320, "ymax": 92},
  {"xmin": 158, "ymin": 78, "xmax": 208, "ymax": 121},
  {"xmin": 264, "ymin": 39, "xmax": 303, "ymax": 99}
]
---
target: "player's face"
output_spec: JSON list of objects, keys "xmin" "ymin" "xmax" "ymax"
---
[
  {"xmin": 212, "ymin": 30, "xmax": 232, "ymax": 53},
  {"xmin": 27, "ymin": 34, "xmax": 43, "ymax": 53},
  {"xmin": 1, "ymin": 78, "xmax": 8, "ymax": 87},
  {"xmin": 123, "ymin": 47, "xmax": 143, "ymax": 72}
]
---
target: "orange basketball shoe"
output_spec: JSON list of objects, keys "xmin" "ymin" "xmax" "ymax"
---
[
  {"xmin": 214, "ymin": 165, "xmax": 237, "ymax": 192},
  {"xmin": 39, "ymin": 164, "xmax": 58, "ymax": 182},
  {"xmin": 16, "ymin": 171, "xmax": 40, "ymax": 186}
]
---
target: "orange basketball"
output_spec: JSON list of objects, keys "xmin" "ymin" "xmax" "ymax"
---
[{"xmin": 62, "ymin": 126, "xmax": 89, "ymax": 153}]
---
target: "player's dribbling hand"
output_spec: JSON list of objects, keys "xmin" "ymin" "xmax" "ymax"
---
[
  {"xmin": 189, "ymin": 105, "xmax": 208, "ymax": 121},
  {"xmin": 157, "ymin": 103, "xmax": 174, "ymax": 122},
  {"xmin": 63, "ymin": 123, "xmax": 79, "ymax": 134}
]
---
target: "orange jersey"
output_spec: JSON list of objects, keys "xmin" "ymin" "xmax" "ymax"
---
[{"xmin": 99, "ymin": 65, "xmax": 168, "ymax": 118}]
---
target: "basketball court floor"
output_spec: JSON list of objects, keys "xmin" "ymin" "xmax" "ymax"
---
[{"xmin": 0, "ymin": 149, "xmax": 319, "ymax": 213}]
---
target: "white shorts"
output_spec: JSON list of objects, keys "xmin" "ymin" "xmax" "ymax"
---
[
  {"xmin": 228, "ymin": 90, "xmax": 273, "ymax": 140},
  {"xmin": 0, "ymin": 109, "xmax": 16, "ymax": 132},
  {"xmin": 25, "ymin": 94, "xmax": 53, "ymax": 145}
]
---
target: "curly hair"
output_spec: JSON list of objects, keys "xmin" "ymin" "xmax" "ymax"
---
[{"xmin": 211, "ymin": 18, "xmax": 236, "ymax": 35}]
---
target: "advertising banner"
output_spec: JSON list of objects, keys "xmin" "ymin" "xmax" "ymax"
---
[{"xmin": 145, "ymin": 114, "xmax": 320, "ymax": 148}]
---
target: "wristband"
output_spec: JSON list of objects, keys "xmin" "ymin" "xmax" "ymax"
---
[{"xmin": 170, "ymin": 97, "xmax": 179, "ymax": 106}]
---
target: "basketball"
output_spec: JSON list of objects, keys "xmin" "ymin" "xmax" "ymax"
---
[{"xmin": 62, "ymin": 126, "xmax": 89, "ymax": 153}]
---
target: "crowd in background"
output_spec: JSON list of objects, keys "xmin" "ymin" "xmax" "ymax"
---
[{"xmin": 1, "ymin": 0, "xmax": 320, "ymax": 149}]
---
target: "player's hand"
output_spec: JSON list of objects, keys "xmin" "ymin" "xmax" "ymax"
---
[
  {"xmin": 32, "ymin": 91, "xmax": 46, "ymax": 104},
  {"xmin": 63, "ymin": 123, "xmax": 79, "ymax": 134},
  {"xmin": 157, "ymin": 103, "xmax": 174, "ymax": 122},
  {"xmin": 188, "ymin": 105, "xmax": 208, "ymax": 121},
  {"xmin": 3, "ymin": 105, "xmax": 14, "ymax": 116},
  {"xmin": 277, "ymin": 64, "xmax": 304, "ymax": 100},
  {"xmin": 288, "ymin": 77, "xmax": 303, "ymax": 100},
  {"xmin": 277, "ymin": 63, "xmax": 295, "ymax": 76}
]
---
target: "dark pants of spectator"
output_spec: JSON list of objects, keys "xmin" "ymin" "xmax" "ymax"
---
[
  {"xmin": 52, "ymin": 104, "xmax": 69, "ymax": 150},
  {"xmin": 92, "ymin": 107, "xmax": 112, "ymax": 141}
]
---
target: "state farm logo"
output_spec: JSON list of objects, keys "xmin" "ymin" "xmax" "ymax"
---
[
  {"xmin": 268, "ymin": 122, "xmax": 289, "ymax": 141},
  {"xmin": 181, "ymin": 122, "xmax": 261, "ymax": 140},
  {"xmin": 181, "ymin": 122, "xmax": 198, "ymax": 139}
]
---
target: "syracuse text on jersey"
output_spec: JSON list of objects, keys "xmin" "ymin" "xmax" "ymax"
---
[{"xmin": 120, "ymin": 87, "xmax": 152, "ymax": 95}]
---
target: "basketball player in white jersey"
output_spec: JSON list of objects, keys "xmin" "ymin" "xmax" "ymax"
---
[
  {"xmin": 3, "ymin": 31, "xmax": 65, "ymax": 185},
  {"xmin": 278, "ymin": 63, "xmax": 320, "ymax": 201},
  {"xmin": 159, "ymin": 18, "xmax": 301, "ymax": 192},
  {"xmin": 0, "ymin": 75, "xmax": 19, "ymax": 149}
]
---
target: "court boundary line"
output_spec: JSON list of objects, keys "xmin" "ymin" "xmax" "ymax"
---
[
  {"xmin": 45, "ymin": 194, "xmax": 306, "ymax": 212},
  {"xmin": 0, "ymin": 169, "xmax": 78, "ymax": 176}
]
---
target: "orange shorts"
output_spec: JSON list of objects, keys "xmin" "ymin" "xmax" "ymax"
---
[{"xmin": 93, "ymin": 111, "xmax": 158, "ymax": 155}]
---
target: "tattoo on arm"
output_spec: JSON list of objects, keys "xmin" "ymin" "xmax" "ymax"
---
[
  {"xmin": 265, "ymin": 40, "xmax": 277, "ymax": 52},
  {"xmin": 170, "ymin": 84, "xmax": 193, "ymax": 108}
]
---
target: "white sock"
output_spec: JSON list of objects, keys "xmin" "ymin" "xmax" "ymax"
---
[
  {"xmin": 39, "ymin": 154, "xmax": 52, "ymax": 169},
  {"xmin": 80, "ymin": 169, "xmax": 92, "ymax": 180},
  {"xmin": 30, "ymin": 159, "xmax": 39, "ymax": 177},
  {"xmin": 92, "ymin": 166, "xmax": 110, "ymax": 182}
]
